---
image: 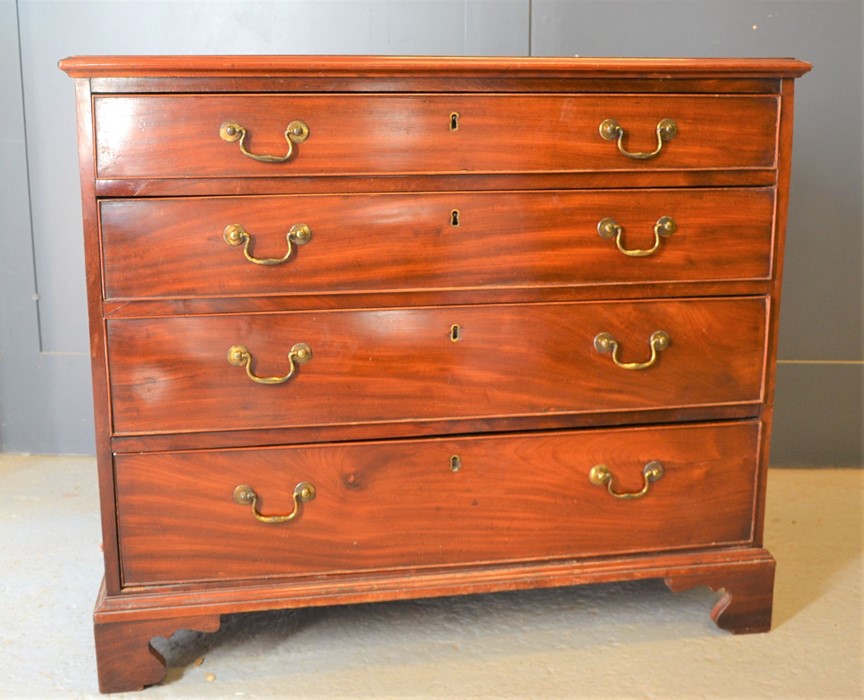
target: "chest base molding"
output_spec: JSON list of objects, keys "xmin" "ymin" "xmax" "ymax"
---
[{"xmin": 92, "ymin": 547, "xmax": 775, "ymax": 693}]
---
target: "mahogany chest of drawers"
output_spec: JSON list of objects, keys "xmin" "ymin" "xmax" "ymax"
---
[{"xmin": 60, "ymin": 56, "xmax": 810, "ymax": 693}]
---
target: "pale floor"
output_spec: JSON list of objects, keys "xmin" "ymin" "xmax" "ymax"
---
[{"xmin": 0, "ymin": 455, "xmax": 861, "ymax": 699}]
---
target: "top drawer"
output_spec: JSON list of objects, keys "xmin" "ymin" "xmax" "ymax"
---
[{"xmin": 93, "ymin": 94, "xmax": 779, "ymax": 179}]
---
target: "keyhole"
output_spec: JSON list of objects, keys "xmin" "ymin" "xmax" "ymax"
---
[
  {"xmin": 450, "ymin": 324, "xmax": 462, "ymax": 342},
  {"xmin": 450, "ymin": 455, "xmax": 461, "ymax": 472},
  {"xmin": 449, "ymin": 112, "xmax": 460, "ymax": 131},
  {"xmin": 450, "ymin": 209, "xmax": 460, "ymax": 227}
]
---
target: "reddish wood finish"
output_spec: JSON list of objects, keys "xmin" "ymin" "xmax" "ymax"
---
[
  {"xmin": 93, "ymin": 94, "xmax": 778, "ymax": 179},
  {"xmin": 71, "ymin": 79, "xmax": 124, "ymax": 596},
  {"xmin": 106, "ymin": 298, "xmax": 767, "ymax": 436},
  {"xmin": 59, "ymin": 56, "xmax": 810, "ymax": 693},
  {"xmin": 752, "ymin": 78, "xmax": 799, "ymax": 548},
  {"xmin": 94, "ymin": 169, "xmax": 780, "ymax": 198},
  {"xmin": 93, "ymin": 601, "xmax": 220, "ymax": 693},
  {"xmin": 89, "ymin": 546, "xmax": 776, "ymax": 689},
  {"xmin": 665, "ymin": 554, "xmax": 776, "ymax": 633},
  {"xmin": 115, "ymin": 422, "xmax": 760, "ymax": 586},
  {"xmin": 109, "ymin": 404, "xmax": 762, "ymax": 453},
  {"xmin": 101, "ymin": 279, "xmax": 775, "ymax": 319},
  {"xmin": 95, "ymin": 549, "xmax": 777, "ymax": 623},
  {"xmin": 100, "ymin": 188, "xmax": 775, "ymax": 300},
  {"xmin": 59, "ymin": 55, "xmax": 811, "ymax": 80}
]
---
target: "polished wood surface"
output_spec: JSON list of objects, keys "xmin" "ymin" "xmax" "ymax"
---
[
  {"xmin": 93, "ymin": 547, "xmax": 775, "ymax": 690},
  {"xmin": 100, "ymin": 188, "xmax": 775, "ymax": 299},
  {"xmin": 60, "ymin": 55, "xmax": 812, "ymax": 79},
  {"xmin": 665, "ymin": 555, "xmax": 776, "ymax": 634},
  {"xmin": 94, "ymin": 94, "xmax": 778, "ymax": 178},
  {"xmin": 116, "ymin": 422, "xmax": 759, "ymax": 586},
  {"xmin": 93, "ymin": 609, "xmax": 220, "ymax": 694},
  {"xmin": 59, "ymin": 55, "xmax": 809, "ymax": 693},
  {"xmin": 106, "ymin": 298, "xmax": 766, "ymax": 435},
  {"xmin": 94, "ymin": 169, "xmax": 781, "ymax": 198}
]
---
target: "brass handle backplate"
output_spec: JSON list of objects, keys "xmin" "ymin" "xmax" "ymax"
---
[
  {"xmin": 594, "ymin": 330, "xmax": 670, "ymax": 370},
  {"xmin": 220, "ymin": 120, "xmax": 309, "ymax": 163},
  {"xmin": 227, "ymin": 342, "xmax": 312, "ymax": 385},
  {"xmin": 233, "ymin": 482, "xmax": 316, "ymax": 523},
  {"xmin": 597, "ymin": 216, "xmax": 677, "ymax": 257},
  {"xmin": 589, "ymin": 461, "xmax": 664, "ymax": 500},
  {"xmin": 223, "ymin": 223, "xmax": 312, "ymax": 266},
  {"xmin": 599, "ymin": 118, "xmax": 677, "ymax": 160}
]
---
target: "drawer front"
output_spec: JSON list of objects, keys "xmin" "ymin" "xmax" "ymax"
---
[
  {"xmin": 94, "ymin": 94, "xmax": 778, "ymax": 178},
  {"xmin": 115, "ymin": 422, "xmax": 760, "ymax": 586},
  {"xmin": 100, "ymin": 188, "xmax": 775, "ymax": 299},
  {"xmin": 107, "ymin": 298, "xmax": 766, "ymax": 435}
]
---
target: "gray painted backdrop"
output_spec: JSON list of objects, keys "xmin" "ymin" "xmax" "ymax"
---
[{"xmin": 1, "ymin": 0, "xmax": 861, "ymax": 465}]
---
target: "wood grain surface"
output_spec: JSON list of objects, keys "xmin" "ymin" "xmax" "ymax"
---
[
  {"xmin": 106, "ymin": 297, "xmax": 767, "ymax": 435},
  {"xmin": 93, "ymin": 94, "xmax": 779, "ymax": 178},
  {"xmin": 58, "ymin": 56, "xmax": 811, "ymax": 691},
  {"xmin": 100, "ymin": 188, "xmax": 775, "ymax": 299},
  {"xmin": 115, "ymin": 421, "xmax": 760, "ymax": 586}
]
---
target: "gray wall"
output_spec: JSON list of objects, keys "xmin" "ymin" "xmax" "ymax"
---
[{"xmin": 1, "ymin": 0, "xmax": 861, "ymax": 466}]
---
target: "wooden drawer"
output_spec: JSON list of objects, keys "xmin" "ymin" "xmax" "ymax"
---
[
  {"xmin": 100, "ymin": 188, "xmax": 775, "ymax": 300},
  {"xmin": 107, "ymin": 298, "xmax": 766, "ymax": 435},
  {"xmin": 115, "ymin": 421, "xmax": 760, "ymax": 586},
  {"xmin": 94, "ymin": 94, "xmax": 778, "ymax": 179}
]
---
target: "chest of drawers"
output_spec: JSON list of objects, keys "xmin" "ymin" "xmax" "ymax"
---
[{"xmin": 60, "ymin": 56, "xmax": 810, "ymax": 693}]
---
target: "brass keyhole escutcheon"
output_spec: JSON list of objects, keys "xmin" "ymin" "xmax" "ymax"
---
[
  {"xmin": 450, "ymin": 324, "xmax": 463, "ymax": 342},
  {"xmin": 449, "ymin": 112, "xmax": 460, "ymax": 131},
  {"xmin": 450, "ymin": 455, "xmax": 462, "ymax": 472},
  {"xmin": 450, "ymin": 209, "xmax": 460, "ymax": 227}
]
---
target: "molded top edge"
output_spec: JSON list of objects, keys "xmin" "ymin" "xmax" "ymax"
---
[{"xmin": 58, "ymin": 55, "xmax": 812, "ymax": 79}]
